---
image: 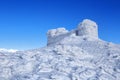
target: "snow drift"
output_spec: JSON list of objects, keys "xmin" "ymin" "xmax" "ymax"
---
[{"xmin": 0, "ymin": 19, "xmax": 120, "ymax": 80}]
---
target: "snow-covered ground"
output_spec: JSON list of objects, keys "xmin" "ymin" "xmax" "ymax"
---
[{"xmin": 0, "ymin": 19, "xmax": 120, "ymax": 80}]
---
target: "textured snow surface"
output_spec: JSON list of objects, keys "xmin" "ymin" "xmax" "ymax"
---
[{"xmin": 0, "ymin": 19, "xmax": 120, "ymax": 80}]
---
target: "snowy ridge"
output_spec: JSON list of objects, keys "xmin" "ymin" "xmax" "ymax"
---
[
  {"xmin": 0, "ymin": 19, "xmax": 120, "ymax": 80},
  {"xmin": 0, "ymin": 48, "xmax": 18, "ymax": 53}
]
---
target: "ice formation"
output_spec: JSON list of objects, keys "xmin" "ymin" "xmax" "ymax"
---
[{"xmin": 0, "ymin": 19, "xmax": 120, "ymax": 80}]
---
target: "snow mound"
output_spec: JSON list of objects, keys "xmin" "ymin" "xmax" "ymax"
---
[{"xmin": 0, "ymin": 19, "xmax": 120, "ymax": 80}]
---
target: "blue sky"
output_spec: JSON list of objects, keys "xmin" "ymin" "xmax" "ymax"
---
[{"xmin": 0, "ymin": 0, "xmax": 120, "ymax": 50}]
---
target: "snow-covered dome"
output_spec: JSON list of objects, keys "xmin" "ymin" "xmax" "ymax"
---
[{"xmin": 76, "ymin": 19, "xmax": 98, "ymax": 38}]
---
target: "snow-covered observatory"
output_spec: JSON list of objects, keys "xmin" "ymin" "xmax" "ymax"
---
[{"xmin": 47, "ymin": 19, "xmax": 99, "ymax": 45}]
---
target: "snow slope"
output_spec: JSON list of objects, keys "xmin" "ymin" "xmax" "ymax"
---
[{"xmin": 0, "ymin": 19, "xmax": 120, "ymax": 80}]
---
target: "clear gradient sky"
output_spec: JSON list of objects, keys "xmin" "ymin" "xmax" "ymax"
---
[{"xmin": 0, "ymin": 0, "xmax": 120, "ymax": 50}]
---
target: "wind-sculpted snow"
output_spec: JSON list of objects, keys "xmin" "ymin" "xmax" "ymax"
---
[
  {"xmin": 0, "ymin": 43, "xmax": 120, "ymax": 80},
  {"xmin": 0, "ymin": 19, "xmax": 120, "ymax": 80}
]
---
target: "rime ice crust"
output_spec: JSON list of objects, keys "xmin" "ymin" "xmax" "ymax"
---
[
  {"xmin": 47, "ymin": 28, "xmax": 68, "ymax": 37},
  {"xmin": 47, "ymin": 28, "xmax": 69, "ymax": 45},
  {"xmin": 77, "ymin": 19, "xmax": 98, "ymax": 38}
]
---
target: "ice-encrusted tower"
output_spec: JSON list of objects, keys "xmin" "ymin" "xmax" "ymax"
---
[{"xmin": 76, "ymin": 19, "xmax": 98, "ymax": 38}]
